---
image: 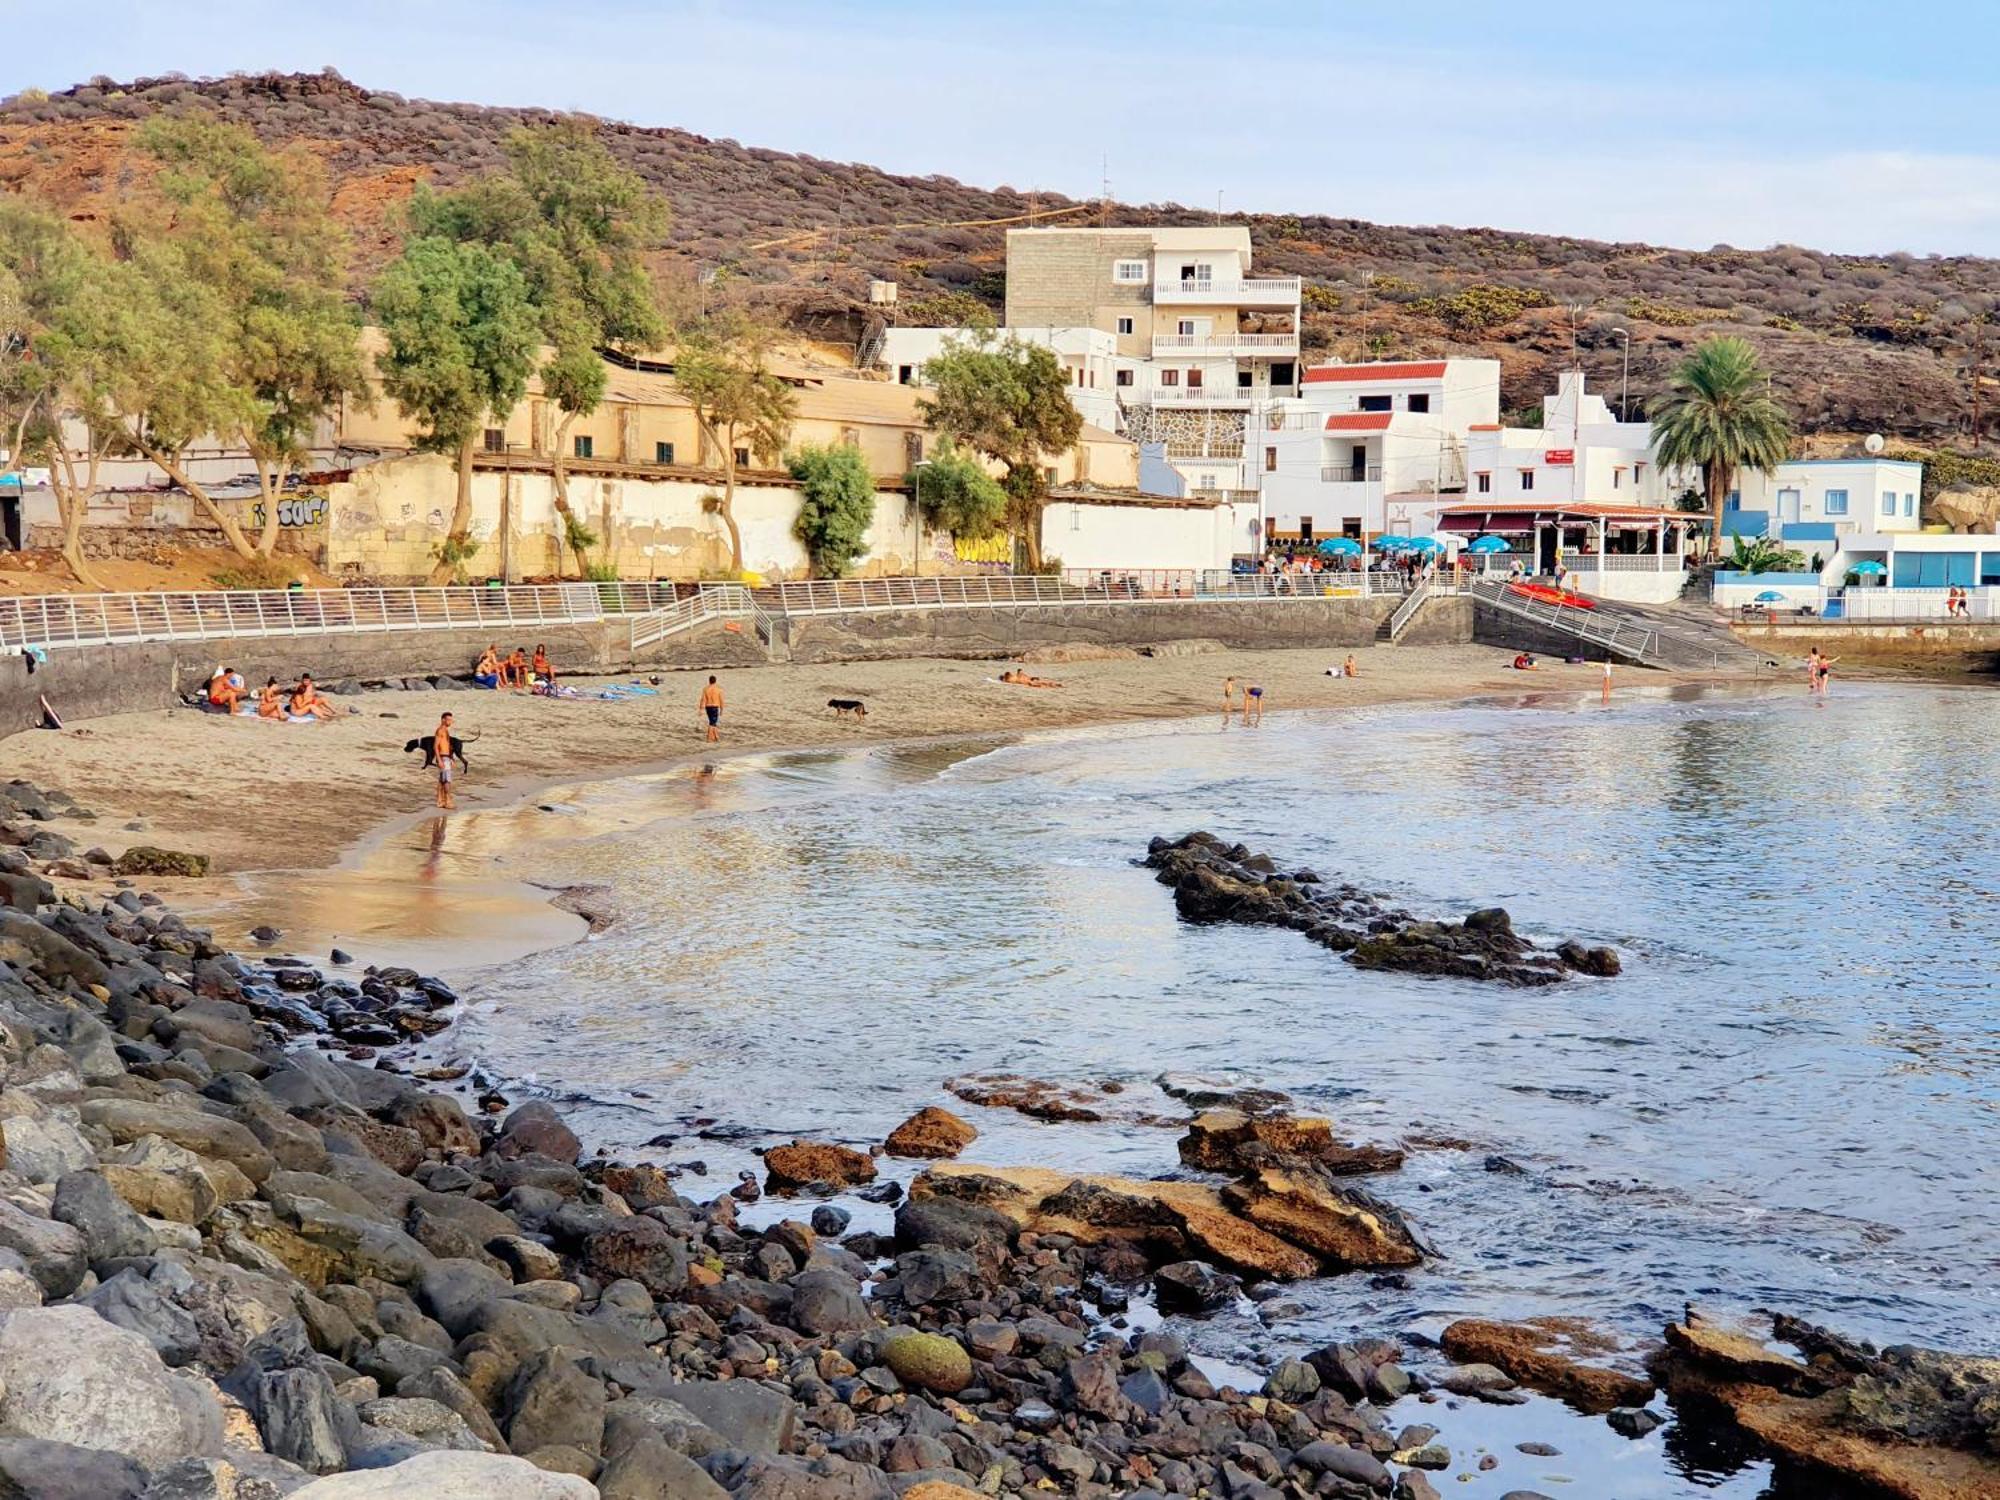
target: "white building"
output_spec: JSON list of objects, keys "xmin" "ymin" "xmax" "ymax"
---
[
  {"xmin": 1724, "ymin": 458, "xmax": 1924, "ymax": 549},
  {"xmin": 1464, "ymin": 372, "xmax": 1669, "ymax": 512},
  {"xmin": 1042, "ymin": 488, "xmax": 1243, "ymax": 581},
  {"xmin": 1257, "ymin": 359, "xmax": 1501, "ymax": 542},
  {"xmin": 877, "ymin": 325, "xmax": 1120, "ymax": 431}
]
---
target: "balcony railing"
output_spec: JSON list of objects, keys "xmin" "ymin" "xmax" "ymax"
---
[
  {"xmin": 1153, "ymin": 277, "xmax": 1302, "ymax": 303},
  {"xmin": 1319, "ymin": 465, "xmax": 1384, "ymax": 484},
  {"xmin": 1139, "ymin": 386, "xmax": 1257, "ymax": 405},
  {"xmin": 1152, "ymin": 333, "xmax": 1299, "ymax": 355}
]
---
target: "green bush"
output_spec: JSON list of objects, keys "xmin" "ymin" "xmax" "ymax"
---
[
  {"xmin": 788, "ymin": 442, "xmax": 878, "ymax": 577},
  {"xmin": 1410, "ymin": 284, "xmax": 1555, "ymax": 334}
]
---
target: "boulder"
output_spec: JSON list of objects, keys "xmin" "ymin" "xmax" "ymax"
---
[
  {"xmin": 81, "ymin": 1268, "xmax": 202, "ymax": 1365},
  {"xmin": 882, "ymin": 1332, "xmax": 972, "ymax": 1395},
  {"xmin": 79, "ymin": 1099, "xmax": 276, "ymax": 1184},
  {"xmin": 787, "ymin": 1269, "xmax": 876, "ymax": 1336},
  {"xmin": 0, "ymin": 1114, "xmax": 97, "ymax": 1185},
  {"xmin": 492, "ymin": 1104, "xmax": 581, "ymax": 1165},
  {"xmin": 283, "ymin": 1451, "xmax": 597, "ymax": 1497},
  {"xmin": 0, "ymin": 1437, "xmax": 149, "ymax": 1500},
  {"xmin": 0, "ymin": 1201, "xmax": 86, "ymax": 1297},
  {"xmin": 761, "ymin": 1141, "xmax": 875, "ymax": 1191},
  {"xmin": 1220, "ymin": 1164, "xmax": 1424, "ymax": 1269},
  {"xmin": 506, "ymin": 1351, "xmax": 605, "ymax": 1460},
  {"xmin": 0, "ymin": 1305, "xmax": 222, "ymax": 1466},
  {"xmin": 655, "ymin": 1379, "xmax": 797, "ymax": 1455},
  {"xmin": 1178, "ymin": 1109, "xmax": 1403, "ymax": 1176},
  {"xmin": 597, "ymin": 1436, "xmax": 729, "ymax": 1499},
  {"xmin": 52, "ymin": 1168, "xmax": 160, "ymax": 1262},
  {"xmin": 583, "ymin": 1219, "xmax": 687, "ymax": 1300},
  {"xmin": 881, "ymin": 1107, "xmax": 977, "ymax": 1160}
]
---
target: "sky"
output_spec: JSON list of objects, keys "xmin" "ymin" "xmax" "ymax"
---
[{"xmin": 6, "ymin": 0, "xmax": 2000, "ymax": 257}]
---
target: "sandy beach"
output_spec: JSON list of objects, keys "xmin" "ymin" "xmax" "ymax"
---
[{"xmin": 5, "ymin": 642, "xmax": 1673, "ymax": 875}]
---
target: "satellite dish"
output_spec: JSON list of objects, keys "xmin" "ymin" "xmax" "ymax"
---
[{"xmin": 1864, "ymin": 433, "xmax": 1886, "ymax": 455}]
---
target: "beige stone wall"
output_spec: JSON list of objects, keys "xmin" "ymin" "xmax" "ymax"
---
[{"xmin": 1005, "ymin": 230, "xmax": 1155, "ymax": 334}]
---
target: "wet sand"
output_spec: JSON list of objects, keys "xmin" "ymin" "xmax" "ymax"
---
[{"xmin": 6, "ymin": 643, "xmax": 1673, "ymax": 876}]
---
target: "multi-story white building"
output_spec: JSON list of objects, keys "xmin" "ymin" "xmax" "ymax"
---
[
  {"xmin": 1257, "ymin": 359, "xmax": 1501, "ymax": 541},
  {"xmin": 1462, "ymin": 371, "xmax": 1668, "ymax": 511},
  {"xmin": 1724, "ymin": 458, "xmax": 1924, "ymax": 549}
]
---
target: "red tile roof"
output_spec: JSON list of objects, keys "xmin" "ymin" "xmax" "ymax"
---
[
  {"xmin": 1467, "ymin": 423, "xmax": 1502, "ymax": 431},
  {"xmin": 1304, "ymin": 361, "xmax": 1448, "ymax": 383},
  {"xmin": 1324, "ymin": 413, "xmax": 1394, "ymax": 432}
]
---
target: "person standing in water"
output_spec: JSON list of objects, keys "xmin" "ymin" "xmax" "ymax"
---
[
  {"xmin": 699, "ymin": 675, "xmax": 724, "ymax": 743},
  {"xmin": 432, "ymin": 712, "xmax": 458, "ymax": 810}
]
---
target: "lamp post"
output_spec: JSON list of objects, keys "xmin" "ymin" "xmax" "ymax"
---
[
  {"xmin": 910, "ymin": 459, "xmax": 932, "ymax": 579},
  {"xmin": 1611, "ymin": 327, "xmax": 1631, "ymax": 422}
]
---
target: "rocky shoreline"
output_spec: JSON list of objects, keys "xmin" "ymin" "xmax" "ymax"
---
[{"xmin": 0, "ymin": 778, "xmax": 1994, "ymax": 1499}]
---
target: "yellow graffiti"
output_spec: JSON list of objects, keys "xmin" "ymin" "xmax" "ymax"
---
[{"xmin": 952, "ymin": 533, "xmax": 1012, "ymax": 564}]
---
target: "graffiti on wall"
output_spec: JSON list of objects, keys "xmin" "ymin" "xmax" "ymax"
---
[{"xmin": 248, "ymin": 495, "xmax": 329, "ymax": 529}]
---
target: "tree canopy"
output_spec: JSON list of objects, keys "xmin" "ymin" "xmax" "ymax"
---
[
  {"xmin": 1650, "ymin": 336, "xmax": 1792, "ymax": 559},
  {"xmin": 913, "ymin": 438, "xmax": 1007, "ymax": 543},
  {"xmin": 789, "ymin": 442, "xmax": 877, "ymax": 578}
]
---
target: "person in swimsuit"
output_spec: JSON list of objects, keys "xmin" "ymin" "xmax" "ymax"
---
[
  {"xmin": 1244, "ymin": 683, "xmax": 1264, "ymax": 724},
  {"xmin": 1222, "ymin": 676, "xmax": 1238, "ymax": 718},
  {"xmin": 1513, "ymin": 652, "xmax": 1538, "ymax": 670},
  {"xmin": 505, "ymin": 648, "xmax": 529, "ymax": 690},
  {"xmin": 256, "ymin": 678, "xmax": 284, "ymax": 719},
  {"xmin": 289, "ymin": 674, "xmax": 337, "ymax": 720},
  {"xmin": 1342, "ymin": 654, "xmax": 1359, "ymax": 679},
  {"xmin": 433, "ymin": 712, "xmax": 458, "ymax": 809},
  {"xmin": 1806, "ymin": 647, "xmax": 1824, "ymax": 694},
  {"xmin": 531, "ymin": 644, "xmax": 554, "ymax": 689},
  {"xmin": 207, "ymin": 667, "xmax": 245, "ymax": 713},
  {"xmin": 474, "ymin": 646, "xmax": 501, "ymax": 689},
  {"xmin": 699, "ymin": 675, "xmax": 724, "ymax": 742}
]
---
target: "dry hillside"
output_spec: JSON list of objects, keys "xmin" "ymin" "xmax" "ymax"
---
[{"xmin": 3, "ymin": 69, "xmax": 1997, "ymax": 442}]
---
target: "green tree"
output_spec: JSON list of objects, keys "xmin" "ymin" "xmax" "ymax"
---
[
  {"xmin": 409, "ymin": 121, "xmax": 668, "ymax": 568},
  {"xmin": 0, "ymin": 200, "xmax": 135, "ymax": 587},
  {"xmin": 1649, "ymin": 336, "xmax": 1793, "ymax": 560},
  {"xmin": 788, "ymin": 442, "xmax": 877, "ymax": 578},
  {"xmin": 916, "ymin": 332, "xmax": 1081, "ymax": 567},
  {"xmin": 675, "ymin": 311, "xmax": 797, "ymax": 574},
  {"xmin": 371, "ymin": 237, "xmax": 538, "ymax": 582},
  {"xmin": 122, "ymin": 114, "xmax": 367, "ymax": 560},
  {"xmin": 913, "ymin": 437, "xmax": 1007, "ymax": 550}
]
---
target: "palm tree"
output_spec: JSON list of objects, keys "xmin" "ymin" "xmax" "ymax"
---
[{"xmin": 1649, "ymin": 336, "xmax": 1793, "ymax": 561}]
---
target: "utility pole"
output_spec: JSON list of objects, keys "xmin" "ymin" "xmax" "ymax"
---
[{"xmin": 1973, "ymin": 321, "xmax": 1987, "ymax": 451}]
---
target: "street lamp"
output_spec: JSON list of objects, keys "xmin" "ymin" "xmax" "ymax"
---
[
  {"xmin": 911, "ymin": 459, "xmax": 933, "ymax": 579},
  {"xmin": 1611, "ymin": 328, "xmax": 1631, "ymax": 422}
]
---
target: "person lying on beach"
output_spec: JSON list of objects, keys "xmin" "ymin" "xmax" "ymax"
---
[
  {"xmin": 473, "ymin": 647, "xmax": 501, "ymax": 689},
  {"xmin": 256, "ymin": 678, "xmax": 284, "ymax": 719},
  {"xmin": 1512, "ymin": 652, "xmax": 1538, "ymax": 671},
  {"xmin": 207, "ymin": 668, "xmax": 245, "ymax": 713},
  {"xmin": 1000, "ymin": 668, "xmax": 1064, "ymax": 688},
  {"xmin": 289, "ymin": 674, "xmax": 339, "ymax": 720}
]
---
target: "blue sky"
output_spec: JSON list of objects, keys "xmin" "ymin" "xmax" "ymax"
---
[{"xmin": 6, "ymin": 0, "xmax": 1999, "ymax": 256}]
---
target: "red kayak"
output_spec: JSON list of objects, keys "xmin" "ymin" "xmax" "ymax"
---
[{"xmin": 1509, "ymin": 581, "xmax": 1597, "ymax": 610}]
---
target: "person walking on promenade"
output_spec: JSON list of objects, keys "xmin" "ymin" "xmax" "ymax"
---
[{"xmin": 699, "ymin": 675, "xmax": 724, "ymax": 743}]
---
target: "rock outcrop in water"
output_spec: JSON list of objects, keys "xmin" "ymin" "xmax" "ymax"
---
[{"xmin": 1144, "ymin": 832, "xmax": 1622, "ymax": 985}]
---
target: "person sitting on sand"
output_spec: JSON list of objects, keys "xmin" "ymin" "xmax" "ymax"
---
[
  {"xmin": 1512, "ymin": 652, "xmax": 1538, "ymax": 671},
  {"xmin": 289, "ymin": 674, "xmax": 338, "ymax": 720},
  {"xmin": 532, "ymin": 644, "xmax": 555, "ymax": 688},
  {"xmin": 473, "ymin": 646, "xmax": 501, "ymax": 690},
  {"xmin": 207, "ymin": 667, "xmax": 245, "ymax": 713},
  {"xmin": 256, "ymin": 677, "xmax": 284, "ymax": 719},
  {"xmin": 505, "ymin": 647, "xmax": 530, "ymax": 690},
  {"xmin": 1342, "ymin": 654, "xmax": 1359, "ymax": 679}
]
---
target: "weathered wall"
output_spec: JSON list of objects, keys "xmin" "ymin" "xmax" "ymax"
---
[
  {"xmin": 1471, "ymin": 601, "xmax": 1619, "ymax": 662},
  {"xmin": 783, "ymin": 596, "xmax": 1429, "ymax": 663},
  {"xmin": 1395, "ymin": 593, "xmax": 1473, "ymax": 647},
  {"xmin": 1735, "ymin": 620, "xmax": 2000, "ymax": 671}
]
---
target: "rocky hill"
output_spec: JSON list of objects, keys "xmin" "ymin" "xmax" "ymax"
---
[{"xmin": 3, "ymin": 69, "xmax": 1995, "ymax": 443}]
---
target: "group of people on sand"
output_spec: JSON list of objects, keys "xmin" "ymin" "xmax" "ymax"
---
[
  {"xmin": 473, "ymin": 643, "xmax": 557, "ymax": 692},
  {"xmin": 207, "ymin": 667, "xmax": 340, "ymax": 721}
]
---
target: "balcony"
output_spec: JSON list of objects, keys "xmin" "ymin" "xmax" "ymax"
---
[
  {"xmin": 1140, "ymin": 386, "xmax": 1258, "ymax": 406},
  {"xmin": 1153, "ymin": 276, "xmax": 1302, "ymax": 305},
  {"xmin": 1320, "ymin": 465, "xmax": 1384, "ymax": 484},
  {"xmin": 1152, "ymin": 332, "xmax": 1300, "ymax": 357}
]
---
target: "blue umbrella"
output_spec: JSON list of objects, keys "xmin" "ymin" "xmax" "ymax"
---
[
  {"xmin": 1317, "ymin": 537, "xmax": 1362, "ymax": 555},
  {"xmin": 1852, "ymin": 559, "xmax": 1886, "ymax": 575},
  {"xmin": 1373, "ymin": 536, "xmax": 1411, "ymax": 552},
  {"xmin": 1467, "ymin": 535, "xmax": 1510, "ymax": 554},
  {"xmin": 1754, "ymin": 589, "xmax": 1786, "ymax": 602},
  {"xmin": 1403, "ymin": 536, "xmax": 1445, "ymax": 554}
]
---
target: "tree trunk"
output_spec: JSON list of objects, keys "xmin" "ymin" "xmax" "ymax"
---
[
  {"xmin": 54, "ymin": 487, "xmax": 103, "ymax": 590},
  {"xmin": 141, "ymin": 444, "xmax": 256, "ymax": 560},
  {"xmin": 253, "ymin": 457, "xmax": 292, "ymax": 560},
  {"xmin": 551, "ymin": 411, "xmax": 576, "ymax": 578},
  {"xmin": 1705, "ymin": 459, "xmax": 1728, "ymax": 562},
  {"xmin": 720, "ymin": 458, "xmax": 743, "ymax": 574},
  {"xmin": 429, "ymin": 432, "xmax": 478, "ymax": 585}
]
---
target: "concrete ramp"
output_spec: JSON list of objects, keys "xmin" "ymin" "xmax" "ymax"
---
[{"xmin": 1468, "ymin": 578, "xmax": 1766, "ymax": 669}]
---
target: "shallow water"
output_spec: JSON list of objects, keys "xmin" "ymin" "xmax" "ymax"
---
[{"xmin": 222, "ymin": 679, "xmax": 2000, "ymax": 1496}]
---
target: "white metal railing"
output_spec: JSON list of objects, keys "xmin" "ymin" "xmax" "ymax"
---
[
  {"xmin": 1385, "ymin": 580, "xmax": 1432, "ymax": 641},
  {"xmin": 1320, "ymin": 465, "xmax": 1384, "ymax": 484},
  {"xmin": 0, "ymin": 582, "xmax": 674, "ymax": 653},
  {"xmin": 1152, "ymin": 333, "xmax": 1299, "ymax": 354},
  {"xmin": 1142, "ymin": 387, "xmax": 1257, "ymax": 405},
  {"xmin": 1724, "ymin": 586, "xmax": 2000, "ymax": 623},
  {"xmin": 1153, "ymin": 277, "xmax": 1303, "ymax": 301},
  {"xmin": 627, "ymin": 584, "xmax": 774, "ymax": 650},
  {"xmin": 1467, "ymin": 576, "xmax": 1662, "ymax": 663},
  {"xmin": 1563, "ymin": 554, "xmax": 1683, "ymax": 573}
]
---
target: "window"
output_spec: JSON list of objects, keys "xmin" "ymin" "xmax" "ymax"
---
[
  {"xmin": 1237, "ymin": 369, "xmax": 1253, "ymax": 388},
  {"xmin": 1905, "ymin": 492, "xmax": 1917, "ymax": 517},
  {"xmin": 654, "ymin": 441, "xmax": 675, "ymax": 465},
  {"xmin": 1116, "ymin": 316, "xmax": 1134, "ymax": 335},
  {"xmin": 1044, "ymin": 466, "xmax": 1058, "ymax": 487},
  {"xmin": 1406, "ymin": 393, "xmax": 1430, "ymax": 413},
  {"xmin": 1358, "ymin": 395, "xmax": 1392, "ymax": 413},
  {"xmin": 1612, "ymin": 467, "xmax": 1624, "ymax": 489},
  {"xmin": 734, "ymin": 446, "xmax": 751, "ymax": 467},
  {"xmin": 897, "ymin": 364, "xmax": 915, "ymax": 385},
  {"xmin": 1160, "ymin": 369, "xmax": 1179, "ymax": 387},
  {"xmin": 1882, "ymin": 491, "xmax": 1896, "ymax": 517},
  {"xmin": 573, "ymin": 435, "xmax": 593, "ymax": 459},
  {"xmin": 1299, "ymin": 515, "xmax": 1313, "ymax": 540},
  {"xmin": 1519, "ymin": 469, "xmax": 1535, "ymax": 491},
  {"xmin": 1726, "ymin": 490, "xmax": 1741, "ymax": 511},
  {"xmin": 1186, "ymin": 369, "xmax": 1203, "ymax": 390},
  {"xmin": 904, "ymin": 432, "xmax": 923, "ymax": 467},
  {"xmin": 1476, "ymin": 471, "xmax": 1491, "ymax": 494},
  {"xmin": 1113, "ymin": 260, "xmax": 1146, "ymax": 283},
  {"xmin": 1634, "ymin": 461, "xmax": 1646, "ymax": 483},
  {"xmin": 1115, "ymin": 369, "xmax": 1134, "ymax": 387},
  {"xmin": 482, "ymin": 427, "xmax": 506, "ymax": 454},
  {"xmin": 1982, "ymin": 552, "xmax": 2000, "ymax": 587},
  {"xmin": 1177, "ymin": 319, "xmax": 1197, "ymax": 336},
  {"xmin": 1823, "ymin": 488, "xmax": 1849, "ymax": 515},
  {"xmin": 1264, "ymin": 446, "xmax": 1278, "ymax": 473},
  {"xmin": 1894, "ymin": 551, "xmax": 1975, "ymax": 588}
]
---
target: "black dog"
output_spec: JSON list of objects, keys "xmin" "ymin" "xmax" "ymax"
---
[
  {"xmin": 403, "ymin": 734, "xmax": 471, "ymax": 770},
  {"xmin": 827, "ymin": 698, "xmax": 868, "ymax": 720}
]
